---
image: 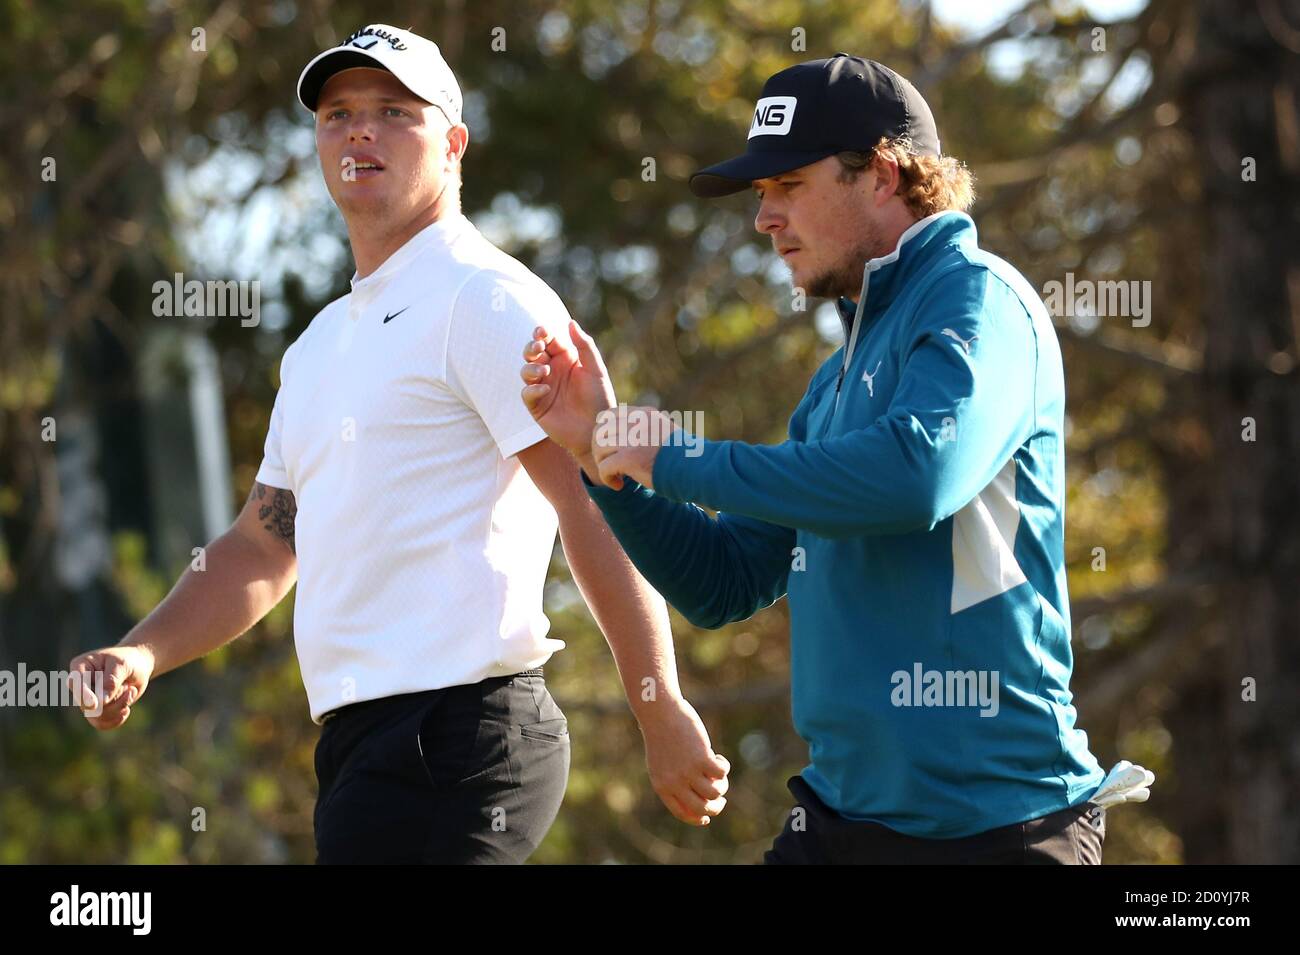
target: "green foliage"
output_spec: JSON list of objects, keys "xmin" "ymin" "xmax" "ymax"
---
[{"xmin": 2, "ymin": 0, "xmax": 1244, "ymax": 864}]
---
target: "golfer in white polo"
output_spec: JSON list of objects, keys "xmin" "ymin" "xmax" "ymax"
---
[{"xmin": 69, "ymin": 23, "xmax": 729, "ymax": 864}]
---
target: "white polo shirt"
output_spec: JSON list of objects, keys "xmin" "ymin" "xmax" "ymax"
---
[{"xmin": 255, "ymin": 212, "xmax": 571, "ymax": 724}]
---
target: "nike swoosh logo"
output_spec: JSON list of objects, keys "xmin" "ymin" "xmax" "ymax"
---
[{"xmin": 382, "ymin": 307, "xmax": 409, "ymax": 324}]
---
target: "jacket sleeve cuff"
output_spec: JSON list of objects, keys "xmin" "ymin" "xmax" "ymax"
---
[{"xmin": 580, "ymin": 466, "xmax": 652, "ymax": 505}]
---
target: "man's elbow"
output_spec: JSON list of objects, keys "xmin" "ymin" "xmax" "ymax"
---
[
  {"xmin": 897, "ymin": 481, "xmax": 955, "ymax": 532},
  {"xmin": 810, "ymin": 482, "xmax": 952, "ymax": 539},
  {"xmin": 631, "ymin": 580, "xmax": 735, "ymax": 630},
  {"xmin": 678, "ymin": 604, "xmax": 731, "ymax": 630}
]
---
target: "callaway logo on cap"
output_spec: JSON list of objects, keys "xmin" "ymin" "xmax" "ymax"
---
[
  {"xmin": 690, "ymin": 53, "xmax": 941, "ymax": 198},
  {"xmin": 296, "ymin": 24, "xmax": 463, "ymax": 125}
]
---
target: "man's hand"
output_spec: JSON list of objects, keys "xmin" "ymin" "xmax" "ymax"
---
[
  {"xmin": 521, "ymin": 320, "xmax": 617, "ymax": 475},
  {"xmin": 637, "ymin": 695, "xmax": 730, "ymax": 826},
  {"xmin": 592, "ymin": 405, "xmax": 676, "ymax": 490},
  {"xmin": 67, "ymin": 645, "xmax": 156, "ymax": 731}
]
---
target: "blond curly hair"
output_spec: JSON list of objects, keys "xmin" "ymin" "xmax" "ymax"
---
[{"xmin": 836, "ymin": 137, "xmax": 976, "ymax": 218}]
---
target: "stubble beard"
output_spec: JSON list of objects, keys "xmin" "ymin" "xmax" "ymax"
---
[
  {"xmin": 804, "ymin": 222, "xmax": 884, "ymax": 300},
  {"xmin": 336, "ymin": 178, "xmax": 396, "ymax": 226}
]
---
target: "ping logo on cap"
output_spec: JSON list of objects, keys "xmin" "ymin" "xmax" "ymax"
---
[{"xmin": 748, "ymin": 96, "xmax": 797, "ymax": 138}]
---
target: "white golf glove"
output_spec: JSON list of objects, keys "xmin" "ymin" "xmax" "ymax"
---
[{"xmin": 1090, "ymin": 759, "xmax": 1155, "ymax": 809}]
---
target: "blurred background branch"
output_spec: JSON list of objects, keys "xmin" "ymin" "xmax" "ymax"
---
[{"xmin": 1, "ymin": 0, "xmax": 1296, "ymax": 864}]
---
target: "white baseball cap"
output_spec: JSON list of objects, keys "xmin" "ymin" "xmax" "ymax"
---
[{"xmin": 297, "ymin": 24, "xmax": 463, "ymax": 124}]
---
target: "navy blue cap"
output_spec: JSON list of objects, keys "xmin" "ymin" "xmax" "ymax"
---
[{"xmin": 689, "ymin": 53, "xmax": 941, "ymax": 198}]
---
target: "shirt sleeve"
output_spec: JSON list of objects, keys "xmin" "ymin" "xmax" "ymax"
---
[
  {"xmin": 582, "ymin": 474, "xmax": 796, "ymax": 629},
  {"xmin": 254, "ymin": 341, "xmax": 297, "ymax": 490},
  {"xmin": 576, "ymin": 376, "xmax": 826, "ymax": 629},
  {"xmin": 444, "ymin": 268, "xmax": 571, "ymax": 459},
  {"xmin": 652, "ymin": 266, "xmax": 1039, "ymax": 537}
]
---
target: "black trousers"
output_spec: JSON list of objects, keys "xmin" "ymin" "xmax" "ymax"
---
[
  {"xmin": 764, "ymin": 775, "xmax": 1106, "ymax": 864},
  {"xmin": 313, "ymin": 670, "xmax": 570, "ymax": 864}
]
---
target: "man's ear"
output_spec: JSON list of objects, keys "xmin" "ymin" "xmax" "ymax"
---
[
  {"xmin": 871, "ymin": 155, "xmax": 901, "ymax": 207},
  {"xmin": 447, "ymin": 123, "xmax": 469, "ymax": 165}
]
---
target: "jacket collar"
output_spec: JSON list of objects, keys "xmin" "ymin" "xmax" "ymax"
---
[{"xmin": 834, "ymin": 210, "xmax": 976, "ymax": 327}]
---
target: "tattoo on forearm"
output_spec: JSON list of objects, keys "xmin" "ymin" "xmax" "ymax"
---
[{"xmin": 251, "ymin": 482, "xmax": 296, "ymax": 554}]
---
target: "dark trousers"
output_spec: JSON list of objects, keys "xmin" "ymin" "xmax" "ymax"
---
[
  {"xmin": 313, "ymin": 670, "xmax": 570, "ymax": 864},
  {"xmin": 764, "ymin": 775, "xmax": 1106, "ymax": 864}
]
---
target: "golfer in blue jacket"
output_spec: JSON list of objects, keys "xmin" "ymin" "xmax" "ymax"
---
[{"xmin": 521, "ymin": 54, "xmax": 1148, "ymax": 863}]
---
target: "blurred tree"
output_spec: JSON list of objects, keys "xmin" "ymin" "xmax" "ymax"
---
[
  {"xmin": 1167, "ymin": 0, "xmax": 1299, "ymax": 864},
  {"xmin": 1, "ymin": 0, "xmax": 1294, "ymax": 863}
]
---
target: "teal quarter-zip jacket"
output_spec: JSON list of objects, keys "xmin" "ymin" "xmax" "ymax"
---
[{"xmin": 584, "ymin": 210, "xmax": 1104, "ymax": 838}]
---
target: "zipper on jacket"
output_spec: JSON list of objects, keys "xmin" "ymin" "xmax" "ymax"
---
[{"xmin": 834, "ymin": 264, "xmax": 871, "ymax": 413}]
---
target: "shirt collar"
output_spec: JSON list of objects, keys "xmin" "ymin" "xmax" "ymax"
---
[{"xmin": 350, "ymin": 212, "xmax": 470, "ymax": 292}]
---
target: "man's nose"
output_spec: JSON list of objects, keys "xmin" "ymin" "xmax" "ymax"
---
[
  {"xmin": 754, "ymin": 197, "xmax": 784, "ymax": 235},
  {"xmin": 346, "ymin": 115, "xmax": 378, "ymax": 142}
]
